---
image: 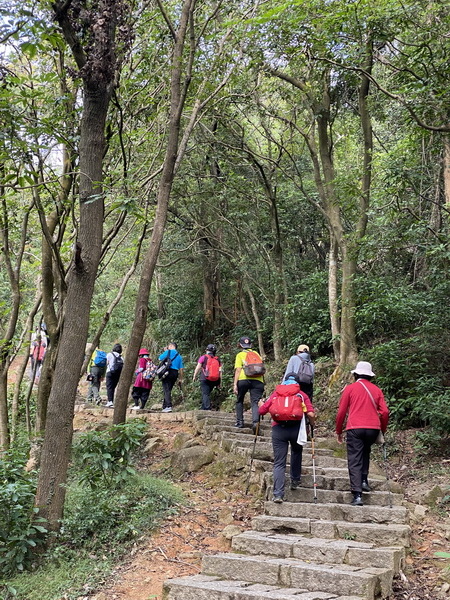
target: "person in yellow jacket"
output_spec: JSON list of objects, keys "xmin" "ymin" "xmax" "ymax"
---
[{"xmin": 233, "ymin": 336, "xmax": 265, "ymax": 431}]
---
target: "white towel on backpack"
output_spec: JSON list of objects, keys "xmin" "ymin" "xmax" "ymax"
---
[{"xmin": 297, "ymin": 416, "xmax": 307, "ymax": 446}]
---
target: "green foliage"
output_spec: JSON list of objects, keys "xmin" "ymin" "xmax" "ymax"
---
[
  {"xmin": 60, "ymin": 474, "xmax": 182, "ymax": 551},
  {"xmin": 72, "ymin": 419, "xmax": 148, "ymax": 489},
  {"xmin": 0, "ymin": 448, "xmax": 47, "ymax": 578}
]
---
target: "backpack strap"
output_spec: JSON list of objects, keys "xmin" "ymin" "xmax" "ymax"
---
[{"xmin": 357, "ymin": 380, "xmax": 382, "ymax": 423}]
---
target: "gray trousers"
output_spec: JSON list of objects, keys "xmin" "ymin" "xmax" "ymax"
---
[{"xmin": 272, "ymin": 421, "xmax": 303, "ymax": 499}]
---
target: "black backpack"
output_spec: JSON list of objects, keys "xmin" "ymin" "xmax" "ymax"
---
[
  {"xmin": 296, "ymin": 357, "xmax": 314, "ymax": 384},
  {"xmin": 156, "ymin": 351, "xmax": 179, "ymax": 380},
  {"xmin": 109, "ymin": 353, "xmax": 124, "ymax": 374}
]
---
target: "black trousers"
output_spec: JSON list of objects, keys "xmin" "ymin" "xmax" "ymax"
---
[
  {"xmin": 162, "ymin": 368, "xmax": 178, "ymax": 408},
  {"xmin": 106, "ymin": 371, "xmax": 121, "ymax": 404},
  {"xmin": 236, "ymin": 379, "xmax": 265, "ymax": 425},
  {"xmin": 272, "ymin": 422, "xmax": 303, "ymax": 499},
  {"xmin": 200, "ymin": 379, "xmax": 219, "ymax": 410},
  {"xmin": 132, "ymin": 386, "xmax": 151, "ymax": 409},
  {"xmin": 346, "ymin": 428, "xmax": 380, "ymax": 493}
]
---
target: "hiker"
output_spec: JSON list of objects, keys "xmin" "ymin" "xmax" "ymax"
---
[
  {"xmin": 87, "ymin": 346, "xmax": 107, "ymax": 405},
  {"xmin": 158, "ymin": 342, "xmax": 184, "ymax": 413},
  {"xmin": 105, "ymin": 343, "xmax": 124, "ymax": 407},
  {"xmin": 336, "ymin": 360, "xmax": 389, "ymax": 506},
  {"xmin": 30, "ymin": 327, "xmax": 47, "ymax": 373},
  {"xmin": 31, "ymin": 336, "xmax": 46, "ymax": 381},
  {"xmin": 130, "ymin": 348, "xmax": 156, "ymax": 411},
  {"xmin": 283, "ymin": 344, "xmax": 315, "ymax": 400},
  {"xmin": 192, "ymin": 344, "xmax": 222, "ymax": 410},
  {"xmin": 233, "ymin": 336, "xmax": 265, "ymax": 432},
  {"xmin": 259, "ymin": 373, "xmax": 315, "ymax": 503}
]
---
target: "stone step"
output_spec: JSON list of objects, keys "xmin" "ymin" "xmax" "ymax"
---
[
  {"xmin": 259, "ymin": 470, "xmax": 392, "ymax": 492},
  {"xmin": 270, "ymin": 485, "xmax": 402, "ymax": 506},
  {"xmin": 251, "ymin": 515, "xmax": 410, "ymax": 547},
  {"xmin": 163, "ymin": 574, "xmax": 365, "ymax": 600},
  {"xmin": 202, "ymin": 553, "xmax": 393, "ymax": 600},
  {"xmin": 264, "ymin": 501, "xmax": 407, "ymax": 524},
  {"xmin": 231, "ymin": 531, "xmax": 405, "ymax": 571},
  {"xmin": 220, "ymin": 433, "xmax": 334, "ymax": 455}
]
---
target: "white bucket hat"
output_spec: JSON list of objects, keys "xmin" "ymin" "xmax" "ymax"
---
[{"xmin": 351, "ymin": 361, "xmax": 375, "ymax": 377}]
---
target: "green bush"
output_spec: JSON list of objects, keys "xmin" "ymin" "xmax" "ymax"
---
[
  {"xmin": 0, "ymin": 449, "xmax": 47, "ymax": 578},
  {"xmin": 72, "ymin": 419, "xmax": 147, "ymax": 489}
]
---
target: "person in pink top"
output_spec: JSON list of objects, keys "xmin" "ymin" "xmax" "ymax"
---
[
  {"xmin": 336, "ymin": 361, "xmax": 389, "ymax": 506},
  {"xmin": 130, "ymin": 348, "xmax": 154, "ymax": 411}
]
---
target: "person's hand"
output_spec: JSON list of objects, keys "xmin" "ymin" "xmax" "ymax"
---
[
  {"xmin": 233, "ymin": 384, "xmax": 238, "ymax": 395},
  {"xmin": 258, "ymin": 398, "xmax": 265, "ymax": 407},
  {"xmin": 336, "ymin": 433, "xmax": 343, "ymax": 444}
]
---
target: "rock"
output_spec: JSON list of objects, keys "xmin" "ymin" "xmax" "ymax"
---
[
  {"xmin": 171, "ymin": 445, "xmax": 214, "ymax": 473},
  {"xmin": 218, "ymin": 508, "xmax": 234, "ymax": 525},
  {"xmin": 221, "ymin": 525, "xmax": 241, "ymax": 540},
  {"xmin": 144, "ymin": 437, "xmax": 162, "ymax": 453},
  {"xmin": 413, "ymin": 504, "xmax": 428, "ymax": 518},
  {"xmin": 173, "ymin": 432, "xmax": 196, "ymax": 450},
  {"xmin": 422, "ymin": 485, "xmax": 444, "ymax": 507}
]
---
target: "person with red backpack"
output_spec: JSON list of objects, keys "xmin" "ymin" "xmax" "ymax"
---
[
  {"xmin": 233, "ymin": 336, "xmax": 266, "ymax": 432},
  {"xmin": 192, "ymin": 344, "xmax": 222, "ymax": 410},
  {"xmin": 259, "ymin": 373, "xmax": 316, "ymax": 503}
]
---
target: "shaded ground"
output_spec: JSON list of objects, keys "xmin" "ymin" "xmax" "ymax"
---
[{"xmin": 75, "ymin": 411, "xmax": 450, "ymax": 599}]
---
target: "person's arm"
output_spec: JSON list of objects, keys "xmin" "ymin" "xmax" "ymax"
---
[
  {"xmin": 335, "ymin": 387, "xmax": 350, "ymax": 443},
  {"xmin": 233, "ymin": 368, "xmax": 241, "ymax": 394},
  {"xmin": 193, "ymin": 361, "xmax": 202, "ymax": 381},
  {"xmin": 178, "ymin": 367, "xmax": 184, "ymax": 384},
  {"xmin": 378, "ymin": 391, "xmax": 389, "ymax": 433},
  {"xmin": 302, "ymin": 392, "xmax": 316, "ymax": 425},
  {"xmin": 258, "ymin": 392, "xmax": 274, "ymax": 416}
]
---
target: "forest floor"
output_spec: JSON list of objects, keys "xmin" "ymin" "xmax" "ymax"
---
[{"xmin": 71, "ymin": 408, "xmax": 450, "ymax": 600}]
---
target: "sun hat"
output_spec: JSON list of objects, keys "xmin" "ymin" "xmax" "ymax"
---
[
  {"xmin": 297, "ymin": 344, "xmax": 310, "ymax": 353},
  {"xmin": 351, "ymin": 361, "xmax": 375, "ymax": 377},
  {"xmin": 239, "ymin": 336, "xmax": 252, "ymax": 349},
  {"xmin": 138, "ymin": 348, "xmax": 150, "ymax": 356}
]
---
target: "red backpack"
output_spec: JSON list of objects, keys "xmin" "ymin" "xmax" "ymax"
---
[
  {"xmin": 269, "ymin": 386, "xmax": 305, "ymax": 421},
  {"xmin": 202, "ymin": 355, "xmax": 221, "ymax": 381},
  {"xmin": 243, "ymin": 350, "xmax": 266, "ymax": 377}
]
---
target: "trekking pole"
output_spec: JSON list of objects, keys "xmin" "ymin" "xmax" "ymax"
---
[
  {"xmin": 245, "ymin": 417, "xmax": 260, "ymax": 495},
  {"xmin": 309, "ymin": 421, "xmax": 318, "ymax": 504},
  {"xmin": 382, "ymin": 441, "xmax": 393, "ymax": 509}
]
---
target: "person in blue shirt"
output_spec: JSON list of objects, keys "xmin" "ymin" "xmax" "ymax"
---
[{"xmin": 158, "ymin": 342, "xmax": 184, "ymax": 412}]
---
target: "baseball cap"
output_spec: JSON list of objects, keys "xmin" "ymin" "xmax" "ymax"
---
[{"xmin": 239, "ymin": 336, "xmax": 252, "ymax": 349}]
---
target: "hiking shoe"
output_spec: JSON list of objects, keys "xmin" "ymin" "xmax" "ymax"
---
[
  {"xmin": 350, "ymin": 494, "xmax": 363, "ymax": 506},
  {"xmin": 361, "ymin": 481, "xmax": 371, "ymax": 493},
  {"xmin": 235, "ymin": 422, "xmax": 244, "ymax": 428},
  {"xmin": 130, "ymin": 405, "xmax": 141, "ymax": 410},
  {"xmin": 290, "ymin": 480, "xmax": 301, "ymax": 490},
  {"xmin": 273, "ymin": 496, "xmax": 284, "ymax": 504},
  {"xmin": 162, "ymin": 407, "xmax": 173, "ymax": 413},
  {"xmin": 105, "ymin": 402, "xmax": 114, "ymax": 408}
]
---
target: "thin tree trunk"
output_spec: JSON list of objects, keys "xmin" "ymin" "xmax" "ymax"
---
[
  {"xmin": 443, "ymin": 136, "xmax": 450, "ymax": 209},
  {"xmin": 245, "ymin": 284, "xmax": 265, "ymax": 361},
  {"xmin": 328, "ymin": 233, "xmax": 340, "ymax": 362},
  {"xmin": 113, "ymin": 0, "xmax": 196, "ymax": 425}
]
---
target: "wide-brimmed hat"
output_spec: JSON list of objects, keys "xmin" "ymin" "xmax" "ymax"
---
[
  {"xmin": 351, "ymin": 361, "xmax": 375, "ymax": 377},
  {"xmin": 138, "ymin": 348, "xmax": 150, "ymax": 356},
  {"xmin": 297, "ymin": 344, "xmax": 310, "ymax": 353},
  {"xmin": 239, "ymin": 336, "xmax": 252, "ymax": 349}
]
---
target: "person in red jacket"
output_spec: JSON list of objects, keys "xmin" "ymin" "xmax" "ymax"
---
[
  {"xmin": 259, "ymin": 374, "xmax": 315, "ymax": 503},
  {"xmin": 336, "ymin": 361, "xmax": 389, "ymax": 506}
]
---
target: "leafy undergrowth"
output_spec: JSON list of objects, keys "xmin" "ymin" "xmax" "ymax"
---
[{"xmin": 2, "ymin": 421, "xmax": 184, "ymax": 600}]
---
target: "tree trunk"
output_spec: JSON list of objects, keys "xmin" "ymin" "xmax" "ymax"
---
[
  {"xmin": 113, "ymin": 0, "xmax": 196, "ymax": 425},
  {"xmin": 443, "ymin": 136, "xmax": 450, "ymax": 209},
  {"xmin": 35, "ymin": 84, "xmax": 111, "ymax": 529},
  {"xmin": 328, "ymin": 233, "xmax": 340, "ymax": 361}
]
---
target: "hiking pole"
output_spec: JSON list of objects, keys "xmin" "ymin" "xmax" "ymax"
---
[
  {"xmin": 309, "ymin": 421, "xmax": 318, "ymax": 504},
  {"xmin": 382, "ymin": 441, "xmax": 393, "ymax": 509},
  {"xmin": 245, "ymin": 417, "xmax": 260, "ymax": 495}
]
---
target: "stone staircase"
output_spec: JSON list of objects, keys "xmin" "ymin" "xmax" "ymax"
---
[{"xmin": 163, "ymin": 412, "xmax": 410, "ymax": 600}]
